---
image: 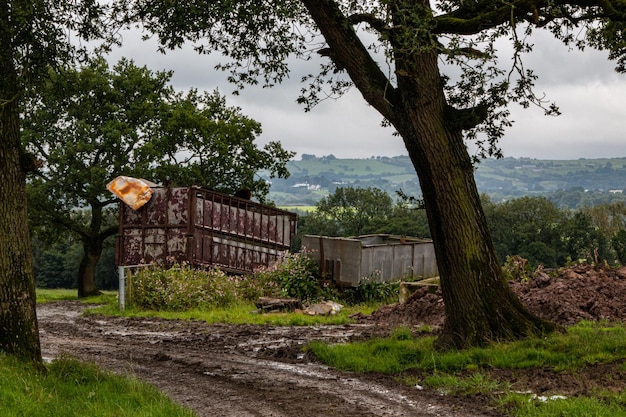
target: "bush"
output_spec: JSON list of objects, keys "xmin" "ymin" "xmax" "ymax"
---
[
  {"xmin": 252, "ymin": 251, "xmax": 330, "ymax": 303},
  {"xmin": 335, "ymin": 272, "xmax": 400, "ymax": 305},
  {"xmin": 253, "ymin": 254, "xmax": 400, "ymax": 305},
  {"xmin": 130, "ymin": 264, "xmax": 261, "ymax": 311},
  {"xmin": 501, "ymin": 255, "xmax": 534, "ymax": 282},
  {"xmin": 128, "ymin": 251, "xmax": 401, "ymax": 312}
]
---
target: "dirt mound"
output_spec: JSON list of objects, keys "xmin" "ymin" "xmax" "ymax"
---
[
  {"xmin": 354, "ymin": 287, "xmax": 445, "ymax": 329},
  {"xmin": 359, "ymin": 264, "xmax": 626, "ymax": 329}
]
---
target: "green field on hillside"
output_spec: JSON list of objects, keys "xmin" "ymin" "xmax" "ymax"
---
[{"xmin": 266, "ymin": 156, "xmax": 626, "ymax": 207}]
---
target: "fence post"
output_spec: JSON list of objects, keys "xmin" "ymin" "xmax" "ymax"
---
[{"xmin": 118, "ymin": 266, "xmax": 126, "ymax": 311}]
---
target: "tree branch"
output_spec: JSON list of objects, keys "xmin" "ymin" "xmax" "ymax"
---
[
  {"xmin": 435, "ymin": 0, "xmax": 626, "ymax": 35},
  {"xmin": 347, "ymin": 12, "xmax": 390, "ymax": 35},
  {"xmin": 98, "ymin": 225, "xmax": 119, "ymax": 241},
  {"xmin": 301, "ymin": 0, "xmax": 397, "ymax": 120},
  {"xmin": 445, "ymin": 104, "xmax": 490, "ymax": 131},
  {"xmin": 434, "ymin": 4, "xmax": 521, "ymax": 35}
]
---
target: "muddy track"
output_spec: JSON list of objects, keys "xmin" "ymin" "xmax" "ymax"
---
[{"xmin": 37, "ymin": 301, "xmax": 494, "ymax": 417}]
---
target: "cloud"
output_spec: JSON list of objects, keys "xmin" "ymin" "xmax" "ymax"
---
[
  {"xmin": 107, "ymin": 28, "xmax": 625, "ymax": 161},
  {"xmin": 232, "ymin": 90, "xmax": 406, "ymax": 159},
  {"xmin": 503, "ymin": 79, "xmax": 626, "ymax": 159}
]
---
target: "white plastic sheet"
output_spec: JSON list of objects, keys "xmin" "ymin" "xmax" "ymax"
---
[{"xmin": 106, "ymin": 176, "xmax": 154, "ymax": 210}]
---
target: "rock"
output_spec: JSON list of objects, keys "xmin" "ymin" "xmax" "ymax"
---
[{"xmin": 304, "ymin": 300, "xmax": 343, "ymax": 316}]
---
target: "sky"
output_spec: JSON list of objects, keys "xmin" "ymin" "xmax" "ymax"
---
[{"xmin": 107, "ymin": 27, "xmax": 626, "ymax": 161}]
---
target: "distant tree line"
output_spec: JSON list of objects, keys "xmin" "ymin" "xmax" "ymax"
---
[
  {"xmin": 481, "ymin": 196, "xmax": 626, "ymax": 268},
  {"xmin": 269, "ymin": 156, "xmax": 626, "ymax": 209},
  {"xmin": 294, "ymin": 187, "xmax": 626, "ymax": 269},
  {"xmin": 32, "ymin": 236, "xmax": 118, "ymax": 290}
]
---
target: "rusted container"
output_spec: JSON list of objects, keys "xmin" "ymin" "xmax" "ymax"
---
[
  {"xmin": 116, "ymin": 186, "xmax": 297, "ymax": 274},
  {"xmin": 302, "ymin": 234, "xmax": 437, "ymax": 287}
]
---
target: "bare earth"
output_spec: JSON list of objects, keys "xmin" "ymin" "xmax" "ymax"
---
[{"xmin": 38, "ymin": 264, "xmax": 626, "ymax": 416}]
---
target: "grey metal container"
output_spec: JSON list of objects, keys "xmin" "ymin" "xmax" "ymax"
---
[
  {"xmin": 302, "ymin": 234, "xmax": 437, "ymax": 287},
  {"xmin": 116, "ymin": 186, "xmax": 297, "ymax": 274}
]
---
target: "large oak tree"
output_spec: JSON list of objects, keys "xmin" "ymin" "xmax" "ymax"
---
[
  {"xmin": 22, "ymin": 57, "xmax": 294, "ymax": 298},
  {"xmin": 127, "ymin": 0, "xmax": 626, "ymax": 348}
]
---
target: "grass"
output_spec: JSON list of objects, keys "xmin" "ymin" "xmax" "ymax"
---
[
  {"xmin": 500, "ymin": 392, "xmax": 626, "ymax": 417},
  {"xmin": 278, "ymin": 205, "xmax": 317, "ymax": 212},
  {"xmin": 36, "ymin": 289, "xmax": 117, "ymax": 304},
  {"xmin": 91, "ymin": 298, "xmax": 377, "ymax": 326},
  {"xmin": 36, "ymin": 288, "xmax": 379, "ymax": 326},
  {"xmin": 0, "ymin": 354, "xmax": 195, "ymax": 417},
  {"xmin": 309, "ymin": 322, "xmax": 626, "ymax": 373},
  {"xmin": 307, "ymin": 323, "xmax": 626, "ymax": 416}
]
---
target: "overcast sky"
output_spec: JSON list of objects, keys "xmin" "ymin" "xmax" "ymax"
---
[{"xmin": 107, "ymin": 28, "xmax": 626, "ymax": 161}]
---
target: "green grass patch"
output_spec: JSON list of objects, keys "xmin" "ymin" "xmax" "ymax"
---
[
  {"xmin": 90, "ymin": 299, "xmax": 377, "ymax": 326},
  {"xmin": 36, "ymin": 288, "xmax": 77, "ymax": 302},
  {"xmin": 417, "ymin": 372, "xmax": 510, "ymax": 396},
  {"xmin": 308, "ymin": 322, "xmax": 626, "ymax": 416},
  {"xmin": 308, "ymin": 321, "xmax": 626, "ymax": 374},
  {"xmin": 0, "ymin": 354, "xmax": 195, "ymax": 417},
  {"xmin": 500, "ymin": 392, "xmax": 626, "ymax": 417},
  {"xmin": 278, "ymin": 205, "xmax": 317, "ymax": 212},
  {"xmin": 36, "ymin": 289, "xmax": 118, "ymax": 304}
]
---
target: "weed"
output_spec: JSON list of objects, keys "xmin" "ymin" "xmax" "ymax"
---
[
  {"xmin": 129, "ymin": 264, "xmax": 256, "ymax": 311},
  {"xmin": 252, "ymin": 251, "xmax": 328, "ymax": 303}
]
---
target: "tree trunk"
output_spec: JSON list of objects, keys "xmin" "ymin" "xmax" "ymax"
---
[
  {"xmin": 0, "ymin": 38, "xmax": 43, "ymax": 363},
  {"xmin": 78, "ymin": 239, "xmax": 103, "ymax": 298},
  {"xmin": 300, "ymin": 0, "xmax": 558, "ymax": 348},
  {"xmin": 394, "ymin": 48, "xmax": 558, "ymax": 349}
]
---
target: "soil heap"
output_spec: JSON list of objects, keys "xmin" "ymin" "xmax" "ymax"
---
[{"xmin": 358, "ymin": 264, "xmax": 626, "ymax": 329}]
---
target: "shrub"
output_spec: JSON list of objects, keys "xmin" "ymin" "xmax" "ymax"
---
[
  {"xmin": 252, "ymin": 251, "xmax": 329, "ymax": 303},
  {"xmin": 338, "ymin": 273, "xmax": 400, "ymax": 305},
  {"xmin": 130, "ymin": 264, "xmax": 260, "ymax": 311},
  {"xmin": 501, "ymin": 255, "xmax": 534, "ymax": 282},
  {"xmin": 128, "ymin": 250, "xmax": 401, "ymax": 312}
]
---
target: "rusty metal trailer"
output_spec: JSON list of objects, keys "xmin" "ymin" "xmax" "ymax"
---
[{"xmin": 116, "ymin": 186, "xmax": 297, "ymax": 274}]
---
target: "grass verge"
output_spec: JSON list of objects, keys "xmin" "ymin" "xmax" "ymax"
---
[
  {"xmin": 36, "ymin": 289, "xmax": 117, "ymax": 304},
  {"xmin": 91, "ymin": 299, "xmax": 378, "ymax": 326},
  {"xmin": 308, "ymin": 324, "xmax": 626, "ymax": 416},
  {"xmin": 0, "ymin": 354, "xmax": 195, "ymax": 417},
  {"xmin": 37, "ymin": 288, "xmax": 380, "ymax": 326}
]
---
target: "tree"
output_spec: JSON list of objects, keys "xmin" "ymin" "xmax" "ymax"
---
[
  {"xmin": 483, "ymin": 196, "xmax": 567, "ymax": 267},
  {"xmin": 612, "ymin": 230, "xmax": 626, "ymax": 264},
  {"xmin": 296, "ymin": 187, "xmax": 430, "ymax": 247},
  {"xmin": 580, "ymin": 201, "xmax": 626, "ymax": 237},
  {"xmin": 22, "ymin": 57, "xmax": 294, "ymax": 298},
  {"xmin": 561, "ymin": 211, "xmax": 613, "ymax": 264},
  {"xmin": 128, "ymin": 0, "xmax": 626, "ymax": 347},
  {"xmin": 379, "ymin": 203, "xmax": 431, "ymax": 239},
  {"xmin": 0, "ymin": 0, "xmax": 121, "ymax": 364},
  {"xmin": 306, "ymin": 186, "xmax": 394, "ymax": 236}
]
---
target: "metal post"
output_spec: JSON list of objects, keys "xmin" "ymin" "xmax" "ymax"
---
[{"xmin": 118, "ymin": 266, "xmax": 125, "ymax": 311}]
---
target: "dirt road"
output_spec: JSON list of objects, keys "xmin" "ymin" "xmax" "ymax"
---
[{"xmin": 37, "ymin": 301, "xmax": 494, "ymax": 417}]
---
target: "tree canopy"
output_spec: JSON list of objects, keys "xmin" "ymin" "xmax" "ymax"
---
[
  {"xmin": 22, "ymin": 56, "xmax": 294, "ymax": 297},
  {"xmin": 126, "ymin": 0, "xmax": 625, "ymax": 154}
]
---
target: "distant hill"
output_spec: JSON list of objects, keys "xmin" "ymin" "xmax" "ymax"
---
[{"xmin": 264, "ymin": 155, "xmax": 626, "ymax": 208}]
